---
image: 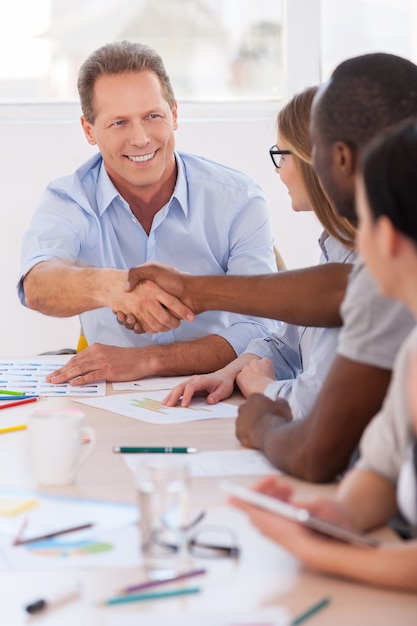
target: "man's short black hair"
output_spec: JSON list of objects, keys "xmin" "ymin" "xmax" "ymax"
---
[{"xmin": 315, "ymin": 53, "xmax": 417, "ymax": 150}]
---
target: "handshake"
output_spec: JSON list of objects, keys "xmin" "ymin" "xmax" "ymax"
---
[
  {"xmin": 114, "ymin": 263, "xmax": 198, "ymax": 335},
  {"xmin": 115, "ymin": 262, "xmax": 282, "ymax": 335}
]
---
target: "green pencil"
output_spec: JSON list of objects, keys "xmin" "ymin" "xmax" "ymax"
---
[
  {"xmin": 291, "ymin": 597, "xmax": 331, "ymax": 625},
  {"xmin": 0, "ymin": 389, "xmax": 26, "ymax": 396},
  {"xmin": 101, "ymin": 586, "xmax": 201, "ymax": 606}
]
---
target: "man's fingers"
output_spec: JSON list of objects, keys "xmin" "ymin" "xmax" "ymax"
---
[
  {"xmin": 127, "ymin": 282, "xmax": 195, "ymax": 331},
  {"xmin": 114, "ymin": 278, "xmax": 196, "ymax": 334}
]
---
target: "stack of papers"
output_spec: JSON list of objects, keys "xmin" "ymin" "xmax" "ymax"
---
[{"xmin": 0, "ymin": 358, "xmax": 105, "ymax": 396}]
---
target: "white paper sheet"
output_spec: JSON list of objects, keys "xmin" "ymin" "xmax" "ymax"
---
[
  {"xmin": 187, "ymin": 449, "xmax": 279, "ymax": 477},
  {"xmin": 0, "ymin": 408, "xmax": 32, "ymax": 432},
  {"xmin": 1, "ymin": 507, "xmax": 296, "ymax": 624},
  {"xmin": 75, "ymin": 391, "xmax": 238, "ymax": 424},
  {"xmin": 0, "ymin": 358, "xmax": 106, "ymax": 396},
  {"xmin": 112, "ymin": 376, "xmax": 189, "ymax": 391},
  {"xmin": 123, "ymin": 449, "xmax": 279, "ymax": 478},
  {"xmin": 105, "ymin": 607, "xmax": 290, "ymax": 626}
]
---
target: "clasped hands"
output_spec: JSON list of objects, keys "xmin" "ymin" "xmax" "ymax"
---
[{"xmin": 114, "ymin": 262, "xmax": 195, "ymax": 334}]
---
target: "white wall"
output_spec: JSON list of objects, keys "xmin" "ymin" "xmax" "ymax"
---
[{"xmin": 0, "ymin": 108, "xmax": 321, "ymax": 357}]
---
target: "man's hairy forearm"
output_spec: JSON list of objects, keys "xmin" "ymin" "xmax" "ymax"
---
[
  {"xmin": 23, "ymin": 261, "xmax": 126, "ymax": 317},
  {"xmin": 185, "ymin": 263, "xmax": 352, "ymax": 327},
  {"xmin": 145, "ymin": 334, "xmax": 237, "ymax": 376},
  {"xmin": 51, "ymin": 334, "xmax": 239, "ymax": 385}
]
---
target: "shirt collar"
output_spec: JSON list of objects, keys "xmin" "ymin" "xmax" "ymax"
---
[
  {"xmin": 171, "ymin": 153, "xmax": 188, "ymax": 217},
  {"xmin": 95, "ymin": 152, "xmax": 188, "ymax": 217},
  {"xmin": 318, "ymin": 230, "xmax": 329, "ymax": 257},
  {"xmin": 96, "ymin": 161, "xmax": 123, "ymax": 215}
]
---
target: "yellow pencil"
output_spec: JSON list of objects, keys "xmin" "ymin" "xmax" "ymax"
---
[{"xmin": 0, "ymin": 424, "xmax": 27, "ymax": 435}]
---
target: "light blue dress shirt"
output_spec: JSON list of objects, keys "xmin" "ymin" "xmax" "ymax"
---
[
  {"xmin": 243, "ymin": 233, "xmax": 357, "ymax": 420},
  {"xmin": 19, "ymin": 151, "xmax": 279, "ymax": 352}
]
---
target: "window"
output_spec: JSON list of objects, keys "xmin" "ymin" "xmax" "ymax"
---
[
  {"xmin": 2, "ymin": 0, "xmax": 415, "ymax": 112},
  {"xmin": 320, "ymin": 0, "xmax": 417, "ymax": 78},
  {"xmin": 0, "ymin": 0, "xmax": 284, "ymax": 103}
]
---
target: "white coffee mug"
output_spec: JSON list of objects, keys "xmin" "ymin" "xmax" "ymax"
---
[{"xmin": 27, "ymin": 408, "xmax": 95, "ymax": 486}]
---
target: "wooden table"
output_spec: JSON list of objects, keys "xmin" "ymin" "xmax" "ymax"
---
[{"xmin": 0, "ymin": 387, "xmax": 416, "ymax": 625}]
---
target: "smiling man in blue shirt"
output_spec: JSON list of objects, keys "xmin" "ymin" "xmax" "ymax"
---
[{"xmin": 18, "ymin": 40, "xmax": 278, "ymax": 383}]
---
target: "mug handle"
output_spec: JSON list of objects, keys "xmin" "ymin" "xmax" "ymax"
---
[{"xmin": 71, "ymin": 426, "xmax": 96, "ymax": 479}]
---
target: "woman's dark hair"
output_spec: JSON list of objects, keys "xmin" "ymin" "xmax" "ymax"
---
[{"xmin": 362, "ymin": 118, "xmax": 417, "ymax": 244}]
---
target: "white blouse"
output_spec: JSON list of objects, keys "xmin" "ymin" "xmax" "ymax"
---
[{"xmin": 396, "ymin": 443, "xmax": 417, "ymax": 528}]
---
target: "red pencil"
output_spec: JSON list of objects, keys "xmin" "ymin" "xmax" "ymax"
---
[{"xmin": 0, "ymin": 397, "xmax": 38, "ymax": 410}]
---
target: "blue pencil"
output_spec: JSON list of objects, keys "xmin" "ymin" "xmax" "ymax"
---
[
  {"xmin": 0, "ymin": 395, "xmax": 38, "ymax": 401},
  {"xmin": 101, "ymin": 586, "xmax": 201, "ymax": 606}
]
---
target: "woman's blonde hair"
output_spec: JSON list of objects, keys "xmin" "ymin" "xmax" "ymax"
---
[{"xmin": 277, "ymin": 85, "xmax": 356, "ymax": 247}]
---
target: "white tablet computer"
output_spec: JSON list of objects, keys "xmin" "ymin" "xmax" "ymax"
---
[{"xmin": 220, "ymin": 480, "xmax": 379, "ymax": 548}]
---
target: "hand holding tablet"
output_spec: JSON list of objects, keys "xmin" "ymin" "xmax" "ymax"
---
[{"xmin": 220, "ymin": 480, "xmax": 379, "ymax": 548}]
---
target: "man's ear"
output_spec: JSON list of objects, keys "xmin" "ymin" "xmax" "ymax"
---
[
  {"xmin": 80, "ymin": 116, "xmax": 97, "ymax": 146},
  {"xmin": 171, "ymin": 100, "xmax": 178, "ymax": 131},
  {"xmin": 333, "ymin": 141, "xmax": 356, "ymax": 175}
]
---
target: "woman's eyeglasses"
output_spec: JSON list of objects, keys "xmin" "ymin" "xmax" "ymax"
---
[
  {"xmin": 187, "ymin": 525, "xmax": 240, "ymax": 558},
  {"xmin": 269, "ymin": 145, "xmax": 292, "ymax": 169},
  {"xmin": 144, "ymin": 511, "xmax": 240, "ymax": 560}
]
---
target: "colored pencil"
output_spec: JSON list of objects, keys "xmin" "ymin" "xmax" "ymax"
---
[
  {"xmin": 0, "ymin": 395, "xmax": 38, "ymax": 401},
  {"xmin": 13, "ymin": 515, "xmax": 29, "ymax": 546},
  {"xmin": 0, "ymin": 424, "xmax": 27, "ymax": 435},
  {"xmin": 101, "ymin": 586, "xmax": 201, "ymax": 606},
  {"xmin": 291, "ymin": 597, "xmax": 331, "ymax": 625},
  {"xmin": 0, "ymin": 397, "xmax": 38, "ymax": 410},
  {"xmin": 14, "ymin": 522, "xmax": 94, "ymax": 546}
]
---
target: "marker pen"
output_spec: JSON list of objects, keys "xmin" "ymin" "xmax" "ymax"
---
[
  {"xmin": 24, "ymin": 585, "xmax": 81, "ymax": 614},
  {"xmin": 112, "ymin": 446, "xmax": 198, "ymax": 453}
]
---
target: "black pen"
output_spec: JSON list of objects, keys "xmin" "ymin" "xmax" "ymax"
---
[
  {"xmin": 112, "ymin": 446, "xmax": 198, "ymax": 453},
  {"xmin": 25, "ymin": 585, "xmax": 81, "ymax": 614}
]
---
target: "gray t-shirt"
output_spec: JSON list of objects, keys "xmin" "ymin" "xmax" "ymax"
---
[
  {"xmin": 243, "ymin": 233, "xmax": 356, "ymax": 420},
  {"xmin": 338, "ymin": 260, "xmax": 415, "ymax": 369},
  {"xmin": 356, "ymin": 325, "xmax": 417, "ymax": 484}
]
